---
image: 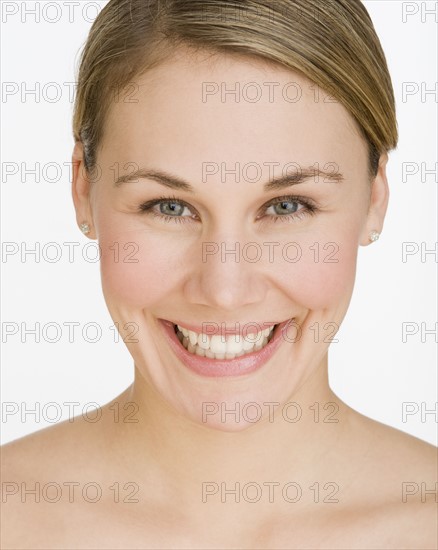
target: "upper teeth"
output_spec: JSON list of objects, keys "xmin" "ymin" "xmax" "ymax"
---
[{"xmin": 176, "ymin": 324, "xmax": 275, "ymax": 356}]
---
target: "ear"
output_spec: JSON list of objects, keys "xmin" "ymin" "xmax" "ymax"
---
[
  {"xmin": 71, "ymin": 142, "xmax": 96, "ymax": 239},
  {"xmin": 359, "ymin": 152, "xmax": 390, "ymax": 246}
]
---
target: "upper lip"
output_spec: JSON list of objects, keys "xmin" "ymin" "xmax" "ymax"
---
[{"xmin": 162, "ymin": 319, "xmax": 283, "ymax": 336}]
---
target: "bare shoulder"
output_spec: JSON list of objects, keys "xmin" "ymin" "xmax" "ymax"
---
[
  {"xmin": 341, "ymin": 410, "xmax": 437, "ymax": 548},
  {"xmin": 347, "ymin": 408, "xmax": 437, "ymax": 473},
  {"xmin": 1, "ymin": 410, "xmax": 117, "ymax": 549},
  {"xmin": 1, "ymin": 409, "xmax": 107, "ymax": 475},
  {"xmin": 1, "ymin": 386, "xmax": 134, "ymax": 475}
]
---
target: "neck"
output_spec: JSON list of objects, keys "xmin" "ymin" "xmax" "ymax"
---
[{"xmin": 105, "ymin": 354, "xmax": 353, "ymax": 504}]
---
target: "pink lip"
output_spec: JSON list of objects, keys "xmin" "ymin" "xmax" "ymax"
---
[{"xmin": 158, "ymin": 318, "xmax": 292, "ymax": 378}]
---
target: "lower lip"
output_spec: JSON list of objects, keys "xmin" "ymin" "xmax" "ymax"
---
[{"xmin": 159, "ymin": 318, "xmax": 291, "ymax": 378}]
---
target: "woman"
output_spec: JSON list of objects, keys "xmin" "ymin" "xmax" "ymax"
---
[{"xmin": 2, "ymin": 0, "xmax": 436, "ymax": 548}]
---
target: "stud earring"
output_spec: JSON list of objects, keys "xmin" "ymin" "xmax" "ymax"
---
[
  {"xmin": 80, "ymin": 222, "xmax": 90, "ymax": 235},
  {"xmin": 369, "ymin": 230, "xmax": 380, "ymax": 243}
]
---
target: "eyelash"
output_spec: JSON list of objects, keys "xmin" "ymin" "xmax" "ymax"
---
[{"xmin": 137, "ymin": 194, "xmax": 318, "ymax": 225}]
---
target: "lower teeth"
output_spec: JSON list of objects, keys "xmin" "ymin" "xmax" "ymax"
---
[{"xmin": 174, "ymin": 325, "xmax": 276, "ymax": 359}]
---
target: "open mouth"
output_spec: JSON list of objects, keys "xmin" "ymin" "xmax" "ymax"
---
[
  {"xmin": 173, "ymin": 323, "xmax": 278, "ymax": 360},
  {"xmin": 159, "ymin": 318, "xmax": 291, "ymax": 377}
]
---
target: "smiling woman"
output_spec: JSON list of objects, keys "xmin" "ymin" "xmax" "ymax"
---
[{"xmin": 2, "ymin": 0, "xmax": 437, "ymax": 549}]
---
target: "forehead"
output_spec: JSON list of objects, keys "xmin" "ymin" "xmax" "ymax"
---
[{"xmin": 102, "ymin": 49, "xmax": 367, "ymax": 175}]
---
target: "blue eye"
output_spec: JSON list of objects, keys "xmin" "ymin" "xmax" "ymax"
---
[
  {"xmin": 138, "ymin": 194, "xmax": 317, "ymax": 225},
  {"xmin": 138, "ymin": 196, "xmax": 198, "ymax": 224},
  {"xmin": 158, "ymin": 200, "xmax": 187, "ymax": 217},
  {"xmin": 261, "ymin": 196, "xmax": 316, "ymax": 224},
  {"xmin": 267, "ymin": 200, "xmax": 300, "ymax": 215}
]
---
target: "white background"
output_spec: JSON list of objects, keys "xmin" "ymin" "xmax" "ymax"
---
[{"xmin": 1, "ymin": 1, "xmax": 437, "ymax": 445}]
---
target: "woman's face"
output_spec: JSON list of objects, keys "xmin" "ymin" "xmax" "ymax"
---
[{"xmin": 73, "ymin": 49, "xmax": 388, "ymax": 430}]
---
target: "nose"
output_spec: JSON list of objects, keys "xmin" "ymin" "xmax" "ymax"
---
[{"xmin": 182, "ymin": 237, "xmax": 270, "ymax": 312}]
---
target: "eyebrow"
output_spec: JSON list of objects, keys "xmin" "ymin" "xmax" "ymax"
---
[{"xmin": 113, "ymin": 166, "xmax": 344, "ymax": 191}]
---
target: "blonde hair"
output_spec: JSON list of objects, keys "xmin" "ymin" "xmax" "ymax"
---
[{"xmin": 73, "ymin": 0, "xmax": 398, "ymax": 180}]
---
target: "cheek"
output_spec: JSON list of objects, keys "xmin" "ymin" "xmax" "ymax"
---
[
  {"xmin": 98, "ymin": 229, "xmax": 188, "ymax": 308},
  {"xmin": 272, "ymin": 237, "xmax": 359, "ymax": 311}
]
